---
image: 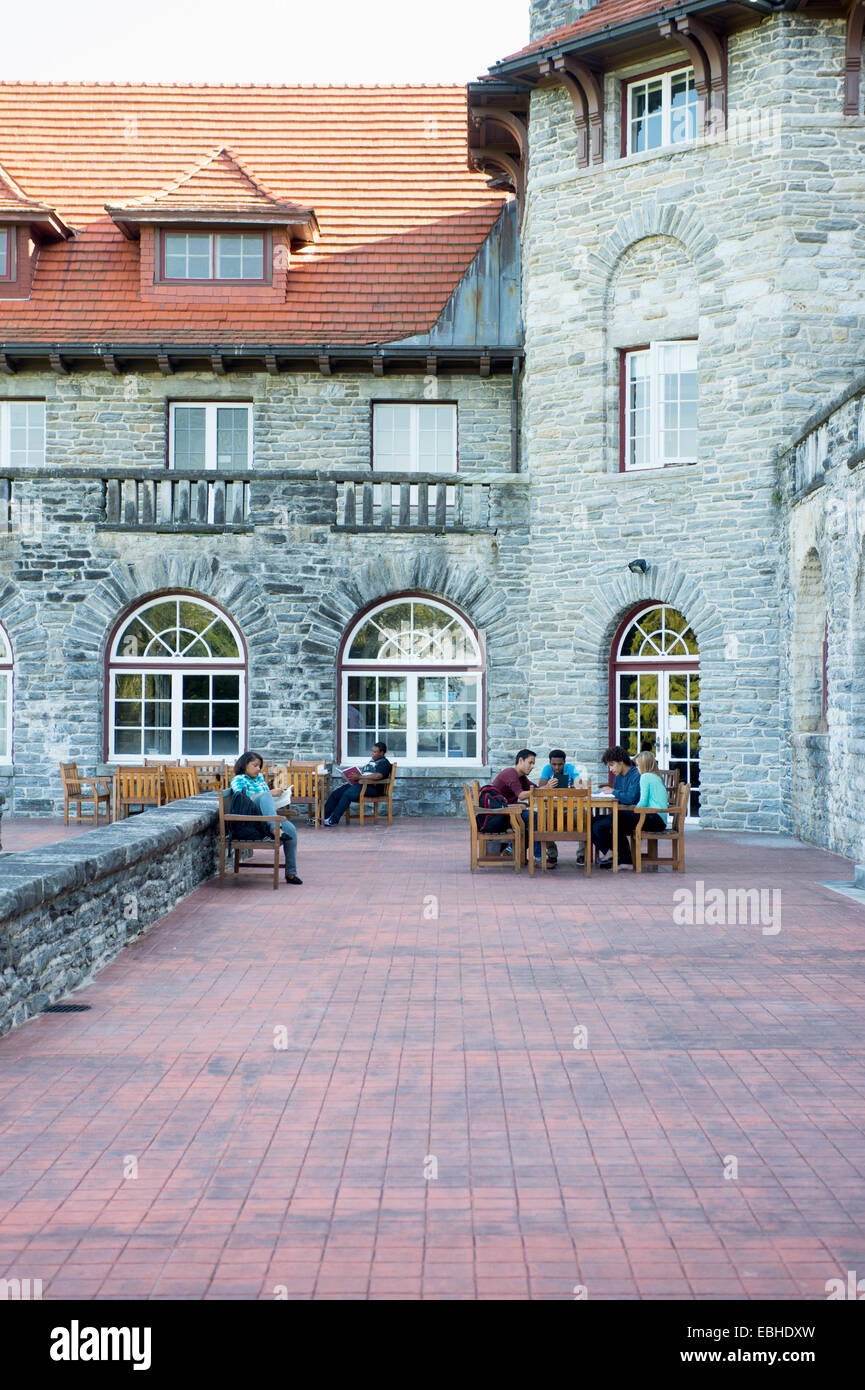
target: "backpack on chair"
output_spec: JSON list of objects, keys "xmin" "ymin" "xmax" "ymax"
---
[{"xmin": 476, "ymin": 784, "xmax": 509, "ymax": 833}]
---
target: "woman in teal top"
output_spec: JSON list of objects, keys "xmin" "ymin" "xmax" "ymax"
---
[{"xmin": 635, "ymin": 751, "xmax": 670, "ymax": 821}]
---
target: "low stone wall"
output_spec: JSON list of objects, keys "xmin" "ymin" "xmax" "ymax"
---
[{"xmin": 0, "ymin": 793, "xmax": 219, "ymax": 1036}]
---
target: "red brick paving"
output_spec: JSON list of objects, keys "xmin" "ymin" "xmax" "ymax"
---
[
  {"xmin": 1, "ymin": 820, "xmax": 864, "ymax": 1300},
  {"xmin": 1, "ymin": 816, "xmax": 103, "ymax": 851}
]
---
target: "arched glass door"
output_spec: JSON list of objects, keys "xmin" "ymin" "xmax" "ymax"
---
[{"xmin": 612, "ymin": 603, "xmax": 700, "ymax": 816}]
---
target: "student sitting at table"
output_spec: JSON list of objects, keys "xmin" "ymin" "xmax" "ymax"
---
[
  {"xmin": 485, "ymin": 749, "xmax": 542, "ymax": 863},
  {"xmin": 590, "ymin": 745, "xmax": 641, "ymax": 870},
  {"xmin": 537, "ymin": 749, "xmax": 589, "ymax": 867}
]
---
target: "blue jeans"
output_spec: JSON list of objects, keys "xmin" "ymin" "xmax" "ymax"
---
[
  {"xmin": 231, "ymin": 790, "xmax": 298, "ymax": 876},
  {"xmin": 482, "ymin": 806, "xmax": 541, "ymax": 859}
]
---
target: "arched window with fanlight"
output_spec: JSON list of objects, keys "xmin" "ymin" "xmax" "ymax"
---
[
  {"xmin": 611, "ymin": 602, "xmax": 700, "ymax": 816},
  {"xmin": 0, "ymin": 623, "xmax": 13, "ymax": 764},
  {"xmin": 108, "ymin": 595, "xmax": 246, "ymax": 760},
  {"xmin": 340, "ymin": 596, "xmax": 483, "ymax": 767}
]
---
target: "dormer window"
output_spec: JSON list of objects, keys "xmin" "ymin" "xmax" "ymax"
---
[
  {"xmin": 626, "ymin": 66, "xmax": 697, "ymax": 155},
  {"xmin": 0, "ymin": 229, "xmax": 10, "ymax": 279},
  {"xmin": 161, "ymin": 230, "xmax": 267, "ymax": 282}
]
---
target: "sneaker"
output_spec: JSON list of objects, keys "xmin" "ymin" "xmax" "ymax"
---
[
  {"xmin": 323, "ymin": 817, "xmax": 336, "ymax": 827},
  {"xmin": 285, "ymin": 874, "xmax": 303, "ymax": 885}
]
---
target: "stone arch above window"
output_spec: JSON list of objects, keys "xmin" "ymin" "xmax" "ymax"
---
[
  {"xmin": 584, "ymin": 201, "xmax": 720, "ymax": 310},
  {"xmin": 792, "ymin": 549, "xmax": 828, "ymax": 734},
  {"xmin": 607, "ymin": 235, "xmax": 699, "ymax": 347}
]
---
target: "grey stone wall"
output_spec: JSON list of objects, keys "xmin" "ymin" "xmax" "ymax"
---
[
  {"xmin": 778, "ymin": 376, "xmax": 865, "ymax": 858},
  {"xmin": 0, "ymin": 794, "xmax": 218, "ymax": 1035},
  {"xmin": 0, "ymin": 368, "xmax": 528, "ymax": 814},
  {"xmin": 529, "ymin": 0, "xmax": 600, "ymax": 43},
  {"xmin": 518, "ymin": 13, "xmax": 865, "ymax": 832}
]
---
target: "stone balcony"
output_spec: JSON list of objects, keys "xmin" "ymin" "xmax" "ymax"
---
[{"xmin": 0, "ymin": 467, "xmax": 528, "ymax": 537}]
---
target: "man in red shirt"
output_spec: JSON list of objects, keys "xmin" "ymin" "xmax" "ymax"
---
[{"xmin": 486, "ymin": 749, "xmax": 540, "ymax": 861}]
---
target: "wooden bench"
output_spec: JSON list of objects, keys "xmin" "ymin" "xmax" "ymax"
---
[
  {"xmin": 185, "ymin": 759, "xmax": 230, "ymax": 791},
  {"xmin": 217, "ymin": 786, "xmax": 293, "ymax": 891},
  {"xmin": 346, "ymin": 762, "xmax": 398, "ymax": 826},
  {"xmin": 463, "ymin": 780, "xmax": 524, "ymax": 871},
  {"xmin": 631, "ymin": 782, "xmax": 690, "ymax": 873},
  {"xmin": 60, "ymin": 762, "xmax": 112, "ymax": 826},
  {"xmin": 528, "ymin": 784, "xmax": 592, "ymax": 876}
]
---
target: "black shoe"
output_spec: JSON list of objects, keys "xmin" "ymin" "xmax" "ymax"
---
[{"xmin": 285, "ymin": 874, "xmax": 303, "ymax": 885}]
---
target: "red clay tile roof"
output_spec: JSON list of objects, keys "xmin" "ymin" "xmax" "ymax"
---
[
  {"xmin": 110, "ymin": 146, "xmax": 314, "ymax": 218},
  {"xmin": 0, "ymin": 84, "xmax": 508, "ymax": 346},
  {"xmin": 498, "ymin": 0, "xmax": 676, "ymax": 65}
]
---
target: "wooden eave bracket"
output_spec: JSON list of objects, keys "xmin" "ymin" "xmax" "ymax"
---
[
  {"xmin": 479, "ymin": 352, "xmax": 491, "ymax": 378},
  {"xmin": 470, "ymin": 106, "xmax": 528, "ymax": 208},
  {"xmin": 845, "ymin": 1, "xmax": 865, "ymax": 115},
  {"xmin": 317, "ymin": 353, "xmax": 332, "ymax": 376},
  {"xmin": 49, "ymin": 350, "xmax": 67, "ymax": 375},
  {"xmin": 265, "ymin": 351, "xmax": 279, "ymax": 376},
  {"xmin": 211, "ymin": 350, "xmax": 226, "ymax": 376},
  {"xmin": 373, "ymin": 354, "xmax": 385, "ymax": 377},
  {"xmin": 552, "ymin": 56, "xmax": 605, "ymax": 166},
  {"xmin": 659, "ymin": 16, "xmax": 727, "ymax": 136},
  {"xmin": 0, "ymin": 352, "xmax": 15, "ymax": 376},
  {"xmin": 426, "ymin": 354, "xmax": 438, "ymax": 376},
  {"xmin": 99, "ymin": 348, "xmax": 121, "ymax": 375},
  {"xmin": 157, "ymin": 348, "xmax": 173, "ymax": 376},
  {"xmin": 470, "ymin": 146, "xmax": 521, "ymax": 199}
]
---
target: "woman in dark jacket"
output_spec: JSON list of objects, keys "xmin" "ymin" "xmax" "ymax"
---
[{"xmin": 590, "ymin": 745, "xmax": 641, "ymax": 869}]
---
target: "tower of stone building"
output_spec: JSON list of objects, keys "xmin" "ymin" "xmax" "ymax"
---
[{"xmin": 529, "ymin": 0, "xmax": 601, "ymax": 42}]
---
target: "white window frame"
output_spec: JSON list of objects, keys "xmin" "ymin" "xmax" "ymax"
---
[
  {"xmin": 623, "ymin": 340, "xmax": 698, "ymax": 471},
  {"xmin": 341, "ymin": 597, "xmax": 482, "ymax": 769},
  {"xmin": 372, "ymin": 403, "xmax": 457, "ymax": 473},
  {"xmin": 108, "ymin": 595, "xmax": 246, "ymax": 762},
  {"xmin": 0, "ymin": 228, "xmax": 9, "ymax": 279},
  {"xmin": 0, "ymin": 400, "xmax": 45, "ymax": 468},
  {"xmin": 161, "ymin": 230, "xmax": 267, "ymax": 282},
  {"xmin": 168, "ymin": 402, "xmax": 253, "ymax": 472},
  {"xmin": 626, "ymin": 66, "xmax": 697, "ymax": 155}
]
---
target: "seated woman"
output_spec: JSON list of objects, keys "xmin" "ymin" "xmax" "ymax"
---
[
  {"xmin": 590, "ymin": 745, "xmax": 641, "ymax": 869},
  {"xmin": 631, "ymin": 751, "xmax": 670, "ymax": 852},
  {"xmin": 229, "ymin": 750, "xmax": 302, "ymax": 885}
]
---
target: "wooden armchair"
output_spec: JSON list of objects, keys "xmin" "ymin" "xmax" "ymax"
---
[
  {"xmin": 631, "ymin": 782, "xmax": 690, "ymax": 873},
  {"xmin": 163, "ymin": 765, "xmax": 201, "ymax": 802},
  {"xmin": 113, "ymin": 766, "xmax": 164, "ymax": 820},
  {"xmin": 217, "ymin": 786, "xmax": 292, "ymax": 891},
  {"xmin": 283, "ymin": 767, "xmax": 325, "ymax": 826},
  {"xmin": 528, "ymin": 783, "xmax": 592, "ymax": 876},
  {"xmin": 60, "ymin": 762, "xmax": 112, "ymax": 826},
  {"xmin": 657, "ymin": 767, "xmax": 681, "ymax": 811},
  {"xmin": 346, "ymin": 762, "xmax": 398, "ymax": 826},
  {"xmin": 463, "ymin": 781, "xmax": 523, "ymax": 871}
]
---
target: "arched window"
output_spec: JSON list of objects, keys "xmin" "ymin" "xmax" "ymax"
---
[
  {"xmin": 108, "ymin": 595, "xmax": 245, "ymax": 760},
  {"xmin": 340, "ymin": 596, "xmax": 483, "ymax": 766},
  {"xmin": 611, "ymin": 603, "xmax": 700, "ymax": 815},
  {"xmin": 0, "ymin": 623, "xmax": 13, "ymax": 763}
]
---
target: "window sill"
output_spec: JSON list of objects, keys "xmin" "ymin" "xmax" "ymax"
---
[{"xmin": 614, "ymin": 463, "xmax": 701, "ymax": 480}]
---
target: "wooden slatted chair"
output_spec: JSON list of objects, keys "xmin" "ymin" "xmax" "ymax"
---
[
  {"xmin": 285, "ymin": 767, "xmax": 324, "ymax": 826},
  {"xmin": 632, "ymin": 782, "xmax": 690, "ymax": 873},
  {"xmin": 185, "ymin": 759, "xmax": 230, "ymax": 791},
  {"xmin": 657, "ymin": 767, "xmax": 681, "ymax": 811},
  {"xmin": 463, "ymin": 781, "xmax": 523, "ymax": 871},
  {"xmin": 346, "ymin": 761, "xmax": 398, "ymax": 826},
  {"xmin": 528, "ymin": 783, "xmax": 592, "ymax": 876},
  {"xmin": 217, "ymin": 786, "xmax": 292, "ymax": 891},
  {"xmin": 163, "ymin": 765, "xmax": 201, "ymax": 801},
  {"xmin": 60, "ymin": 762, "xmax": 112, "ymax": 826},
  {"xmin": 113, "ymin": 766, "xmax": 164, "ymax": 820}
]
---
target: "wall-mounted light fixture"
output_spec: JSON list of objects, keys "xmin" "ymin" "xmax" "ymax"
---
[{"xmin": 628, "ymin": 558, "xmax": 649, "ymax": 575}]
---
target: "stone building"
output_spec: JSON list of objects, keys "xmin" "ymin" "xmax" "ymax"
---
[{"xmin": 0, "ymin": 0, "xmax": 864, "ymax": 856}]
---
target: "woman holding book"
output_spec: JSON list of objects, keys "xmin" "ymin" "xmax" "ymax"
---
[{"xmin": 229, "ymin": 751, "xmax": 303, "ymax": 884}]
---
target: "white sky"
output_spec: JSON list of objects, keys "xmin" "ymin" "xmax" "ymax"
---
[{"xmin": 2, "ymin": 0, "xmax": 530, "ymax": 84}]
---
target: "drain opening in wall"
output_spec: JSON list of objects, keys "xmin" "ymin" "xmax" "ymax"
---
[{"xmin": 43, "ymin": 1004, "xmax": 92, "ymax": 1013}]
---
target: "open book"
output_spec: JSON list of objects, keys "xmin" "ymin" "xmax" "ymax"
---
[{"xmin": 339, "ymin": 765, "xmax": 364, "ymax": 784}]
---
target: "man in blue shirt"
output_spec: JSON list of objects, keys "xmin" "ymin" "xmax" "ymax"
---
[
  {"xmin": 538, "ymin": 748, "xmax": 588, "ymax": 867},
  {"xmin": 590, "ymin": 745, "xmax": 641, "ymax": 869}
]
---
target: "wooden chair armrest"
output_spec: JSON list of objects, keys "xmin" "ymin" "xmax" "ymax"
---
[
  {"xmin": 79, "ymin": 776, "xmax": 112, "ymax": 793},
  {"xmin": 222, "ymin": 812, "xmax": 290, "ymax": 826}
]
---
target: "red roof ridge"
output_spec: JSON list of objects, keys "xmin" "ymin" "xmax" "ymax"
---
[{"xmin": 121, "ymin": 146, "xmax": 289, "ymax": 211}]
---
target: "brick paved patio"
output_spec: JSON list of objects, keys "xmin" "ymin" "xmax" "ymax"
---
[{"xmin": 0, "ymin": 819, "xmax": 863, "ymax": 1300}]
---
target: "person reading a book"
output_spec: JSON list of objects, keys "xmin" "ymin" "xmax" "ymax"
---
[
  {"xmin": 323, "ymin": 742, "xmax": 392, "ymax": 825},
  {"xmin": 229, "ymin": 751, "xmax": 302, "ymax": 884}
]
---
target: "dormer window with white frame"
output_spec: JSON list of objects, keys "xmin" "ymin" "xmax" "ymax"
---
[
  {"xmin": 160, "ymin": 230, "xmax": 267, "ymax": 282},
  {"xmin": 622, "ymin": 340, "xmax": 697, "ymax": 471},
  {"xmin": 626, "ymin": 66, "xmax": 698, "ymax": 155}
]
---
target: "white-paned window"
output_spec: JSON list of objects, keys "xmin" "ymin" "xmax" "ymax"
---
[
  {"xmin": 340, "ymin": 596, "xmax": 482, "ymax": 767},
  {"xmin": 108, "ymin": 595, "xmax": 245, "ymax": 761},
  {"xmin": 0, "ymin": 229, "xmax": 9, "ymax": 279},
  {"xmin": 169, "ymin": 403, "xmax": 252, "ymax": 470},
  {"xmin": 162, "ymin": 231, "xmax": 266, "ymax": 281},
  {"xmin": 627, "ymin": 67, "xmax": 698, "ymax": 154},
  {"xmin": 372, "ymin": 403, "xmax": 457, "ymax": 472},
  {"xmin": 623, "ymin": 341, "xmax": 697, "ymax": 471},
  {"xmin": 0, "ymin": 624, "xmax": 13, "ymax": 762},
  {"xmin": 0, "ymin": 401, "xmax": 45, "ymax": 467}
]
